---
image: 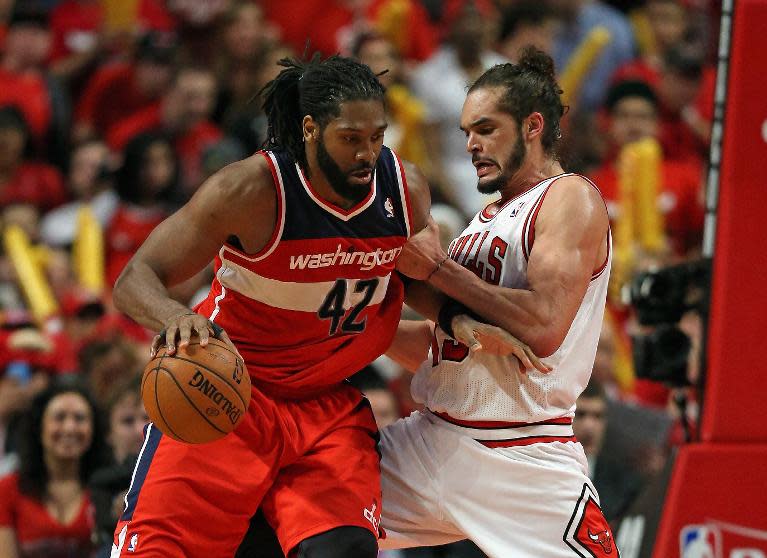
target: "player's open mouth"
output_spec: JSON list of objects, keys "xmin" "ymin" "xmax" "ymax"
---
[
  {"xmin": 474, "ymin": 161, "xmax": 496, "ymax": 177},
  {"xmin": 349, "ymin": 170, "xmax": 373, "ymax": 183}
]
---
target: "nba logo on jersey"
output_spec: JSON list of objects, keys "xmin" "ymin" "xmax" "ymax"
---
[
  {"xmin": 128, "ymin": 533, "xmax": 139, "ymax": 553},
  {"xmin": 510, "ymin": 200, "xmax": 526, "ymax": 218},
  {"xmin": 681, "ymin": 525, "xmax": 718, "ymax": 558},
  {"xmin": 384, "ymin": 197, "xmax": 395, "ymax": 218}
]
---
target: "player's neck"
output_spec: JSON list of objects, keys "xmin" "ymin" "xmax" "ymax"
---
[
  {"xmin": 499, "ymin": 158, "xmax": 564, "ymax": 203},
  {"xmin": 301, "ymin": 162, "xmax": 359, "ymax": 210}
]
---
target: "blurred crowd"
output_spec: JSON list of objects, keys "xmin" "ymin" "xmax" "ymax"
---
[{"xmin": 0, "ymin": 0, "xmax": 719, "ymax": 556}]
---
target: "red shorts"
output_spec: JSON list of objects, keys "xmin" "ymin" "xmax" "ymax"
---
[{"xmin": 112, "ymin": 383, "xmax": 382, "ymax": 557}]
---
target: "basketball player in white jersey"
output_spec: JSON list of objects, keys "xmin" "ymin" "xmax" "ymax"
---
[{"xmin": 380, "ymin": 47, "xmax": 617, "ymax": 557}]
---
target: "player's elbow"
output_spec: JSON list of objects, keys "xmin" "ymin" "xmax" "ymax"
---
[{"xmin": 528, "ymin": 330, "xmax": 565, "ymax": 359}]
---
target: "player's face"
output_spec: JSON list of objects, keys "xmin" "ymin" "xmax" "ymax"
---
[
  {"xmin": 461, "ymin": 87, "xmax": 527, "ymax": 194},
  {"xmin": 315, "ymin": 99, "xmax": 387, "ymax": 203},
  {"xmin": 41, "ymin": 392, "xmax": 94, "ymax": 462}
]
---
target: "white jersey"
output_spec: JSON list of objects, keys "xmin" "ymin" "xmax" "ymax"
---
[{"xmin": 411, "ymin": 173, "xmax": 611, "ymax": 424}]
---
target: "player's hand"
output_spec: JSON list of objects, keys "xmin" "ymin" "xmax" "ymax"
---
[
  {"xmin": 396, "ymin": 217, "xmax": 448, "ymax": 280},
  {"xmin": 452, "ymin": 315, "xmax": 552, "ymax": 374},
  {"xmin": 150, "ymin": 311, "xmax": 241, "ymax": 361}
]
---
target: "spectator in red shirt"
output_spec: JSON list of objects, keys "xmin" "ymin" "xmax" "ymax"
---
[
  {"xmin": 0, "ymin": 381, "xmax": 108, "ymax": 558},
  {"xmin": 590, "ymin": 80, "xmax": 705, "ymax": 257},
  {"xmin": 106, "ymin": 132, "xmax": 178, "ymax": 286},
  {"xmin": 0, "ymin": 107, "xmax": 67, "ymax": 213},
  {"xmin": 0, "ymin": 8, "xmax": 57, "ymax": 153},
  {"xmin": 74, "ymin": 31, "xmax": 177, "ymax": 141}
]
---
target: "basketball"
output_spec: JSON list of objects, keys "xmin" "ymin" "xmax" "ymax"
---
[{"xmin": 141, "ymin": 337, "xmax": 251, "ymax": 444}]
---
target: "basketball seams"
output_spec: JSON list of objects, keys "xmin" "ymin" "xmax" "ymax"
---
[
  {"xmin": 153, "ymin": 368, "xmax": 190, "ymax": 443},
  {"xmin": 156, "ymin": 354, "xmax": 248, "ymax": 410},
  {"xmin": 163, "ymin": 369, "xmax": 229, "ymax": 435}
]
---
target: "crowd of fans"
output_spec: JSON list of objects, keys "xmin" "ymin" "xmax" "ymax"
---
[{"xmin": 0, "ymin": 0, "xmax": 719, "ymax": 556}]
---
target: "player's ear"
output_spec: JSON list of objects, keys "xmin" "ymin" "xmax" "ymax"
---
[
  {"xmin": 525, "ymin": 112, "xmax": 544, "ymax": 140},
  {"xmin": 303, "ymin": 116, "xmax": 318, "ymax": 143}
]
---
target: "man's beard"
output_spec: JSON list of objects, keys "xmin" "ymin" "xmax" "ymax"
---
[
  {"xmin": 476, "ymin": 134, "xmax": 526, "ymax": 194},
  {"xmin": 316, "ymin": 137, "xmax": 373, "ymax": 204}
]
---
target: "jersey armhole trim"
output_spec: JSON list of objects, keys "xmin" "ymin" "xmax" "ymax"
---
[
  {"xmin": 391, "ymin": 149, "xmax": 413, "ymax": 237},
  {"xmin": 221, "ymin": 150, "xmax": 286, "ymax": 263}
]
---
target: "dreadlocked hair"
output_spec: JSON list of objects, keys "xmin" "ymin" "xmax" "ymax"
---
[
  {"xmin": 260, "ymin": 52, "xmax": 386, "ymax": 167},
  {"xmin": 468, "ymin": 46, "xmax": 565, "ymax": 154}
]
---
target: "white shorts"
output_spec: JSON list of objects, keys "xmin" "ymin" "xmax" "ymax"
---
[{"xmin": 379, "ymin": 410, "xmax": 619, "ymax": 558}]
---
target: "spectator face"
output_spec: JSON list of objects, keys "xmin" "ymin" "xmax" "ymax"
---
[
  {"xmin": 1, "ymin": 203, "xmax": 40, "ymax": 241},
  {"xmin": 461, "ymin": 87, "xmax": 527, "ymax": 194},
  {"xmin": 108, "ymin": 391, "xmax": 148, "ymax": 462},
  {"xmin": 451, "ymin": 6, "xmax": 489, "ymax": 53},
  {"xmin": 0, "ymin": 123, "xmax": 25, "ymax": 169},
  {"xmin": 646, "ymin": 0, "xmax": 687, "ymax": 52},
  {"xmin": 141, "ymin": 140, "xmax": 177, "ymax": 195},
  {"xmin": 366, "ymin": 389, "xmax": 399, "ymax": 429},
  {"xmin": 5, "ymin": 23, "xmax": 51, "ymax": 69},
  {"xmin": 174, "ymin": 70, "xmax": 217, "ymax": 125},
  {"xmin": 609, "ymin": 96, "xmax": 659, "ymax": 147},
  {"xmin": 357, "ymin": 37, "xmax": 400, "ymax": 89},
  {"xmin": 573, "ymin": 395, "xmax": 607, "ymax": 457},
  {"xmin": 41, "ymin": 392, "xmax": 94, "ymax": 462},
  {"xmin": 224, "ymin": 3, "xmax": 266, "ymax": 61},
  {"xmin": 135, "ymin": 60, "xmax": 174, "ymax": 99},
  {"xmin": 69, "ymin": 141, "xmax": 110, "ymax": 199}
]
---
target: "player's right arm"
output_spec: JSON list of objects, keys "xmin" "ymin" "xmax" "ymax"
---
[
  {"xmin": 113, "ymin": 154, "xmax": 276, "ymax": 354},
  {"xmin": 0, "ymin": 527, "xmax": 19, "ymax": 558}
]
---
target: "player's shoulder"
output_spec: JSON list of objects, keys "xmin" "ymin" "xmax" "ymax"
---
[
  {"xmin": 200, "ymin": 152, "xmax": 276, "ymax": 206},
  {"xmin": 547, "ymin": 173, "xmax": 605, "ymax": 205}
]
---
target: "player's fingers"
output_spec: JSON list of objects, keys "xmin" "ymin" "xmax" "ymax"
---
[
  {"xmin": 150, "ymin": 334, "xmax": 162, "ymax": 358},
  {"xmin": 526, "ymin": 346, "xmax": 552, "ymax": 373},
  {"xmin": 197, "ymin": 321, "xmax": 210, "ymax": 346},
  {"xmin": 513, "ymin": 346, "xmax": 535, "ymax": 372},
  {"xmin": 165, "ymin": 325, "xmax": 178, "ymax": 355},
  {"xmin": 177, "ymin": 322, "xmax": 193, "ymax": 348}
]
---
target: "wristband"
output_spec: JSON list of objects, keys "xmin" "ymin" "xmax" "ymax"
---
[{"xmin": 437, "ymin": 299, "xmax": 468, "ymax": 339}]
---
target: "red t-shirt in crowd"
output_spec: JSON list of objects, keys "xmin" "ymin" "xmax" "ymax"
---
[
  {"xmin": 589, "ymin": 158, "xmax": 705, "ymax": 256},
  {"xmin": 105, "ymin": 203, "xmax": 167, "ymax": 286},
  {"xmin": 0, "ymin": 473, "xmax": 94, "ymax": 558},
  {"xmin": 0, "ymin": 68, "xmax": 52, "ymax": 143},
  {"xmin": 75, "ymin": 62, "xmax": 161, "ymax": 135},
  {"xmin": 49, "ymin": 0, "xmax": 176, "ymax": 62},
  {"xmin": 0, "ymin": 163, "xmax": 67, "ymax": 212},
  {"xmin": 263, "ymin": 0, "xmax": 437, "ymax": 61}
]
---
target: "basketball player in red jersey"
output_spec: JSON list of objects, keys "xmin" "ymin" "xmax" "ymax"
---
[
  {"xmin": 108, "ymin": 54, "xmax": 435, "ymax": 558},
  {"xmin": 378, "ymin": 48, "xmax": 618, "ymax": 556}
]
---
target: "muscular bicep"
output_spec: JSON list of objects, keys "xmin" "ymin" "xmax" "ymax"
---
[{"xmin": 526, "ymin": 177, "xmax": 609, "ymax": 345}]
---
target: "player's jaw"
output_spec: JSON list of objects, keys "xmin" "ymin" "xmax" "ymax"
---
[
  {"xmin": 317, "ymin": 135, "xmax": 375, "ymax": 203},
  {"xmin": 474, "ymin": 134, "xmax": 526, "ymax": 194}
]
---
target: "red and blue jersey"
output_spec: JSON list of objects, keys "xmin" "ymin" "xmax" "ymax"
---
[{"xmin": 195, "ymin": 146, "xmax": 413, "ymax": 398}]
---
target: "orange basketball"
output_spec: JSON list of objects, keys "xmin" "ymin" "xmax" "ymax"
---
[{"xmin": 141, "ymin": 337, "xmax": 251, "ymax": 444}]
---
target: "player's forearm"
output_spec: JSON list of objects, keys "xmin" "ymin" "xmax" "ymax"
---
[
  {"xmin": 113, "ymin": 260, "xmax": 191, "ymax": 332},
  {"xmin": 428, "ymin": 259, "xmax": 559, "ymax": 356},
  {"xmin": 386, "ymin": 320, "xmax": 433, "ymax": 373}
]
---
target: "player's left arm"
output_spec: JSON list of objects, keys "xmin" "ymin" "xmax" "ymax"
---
[{"xmin": 401, "ymin": 175, "xmax": 609, "ymax": 357}]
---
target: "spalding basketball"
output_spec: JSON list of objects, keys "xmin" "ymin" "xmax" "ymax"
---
[{"xmin": 142, "ymin": 337, "xmax": 251, "ymax": 444}]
